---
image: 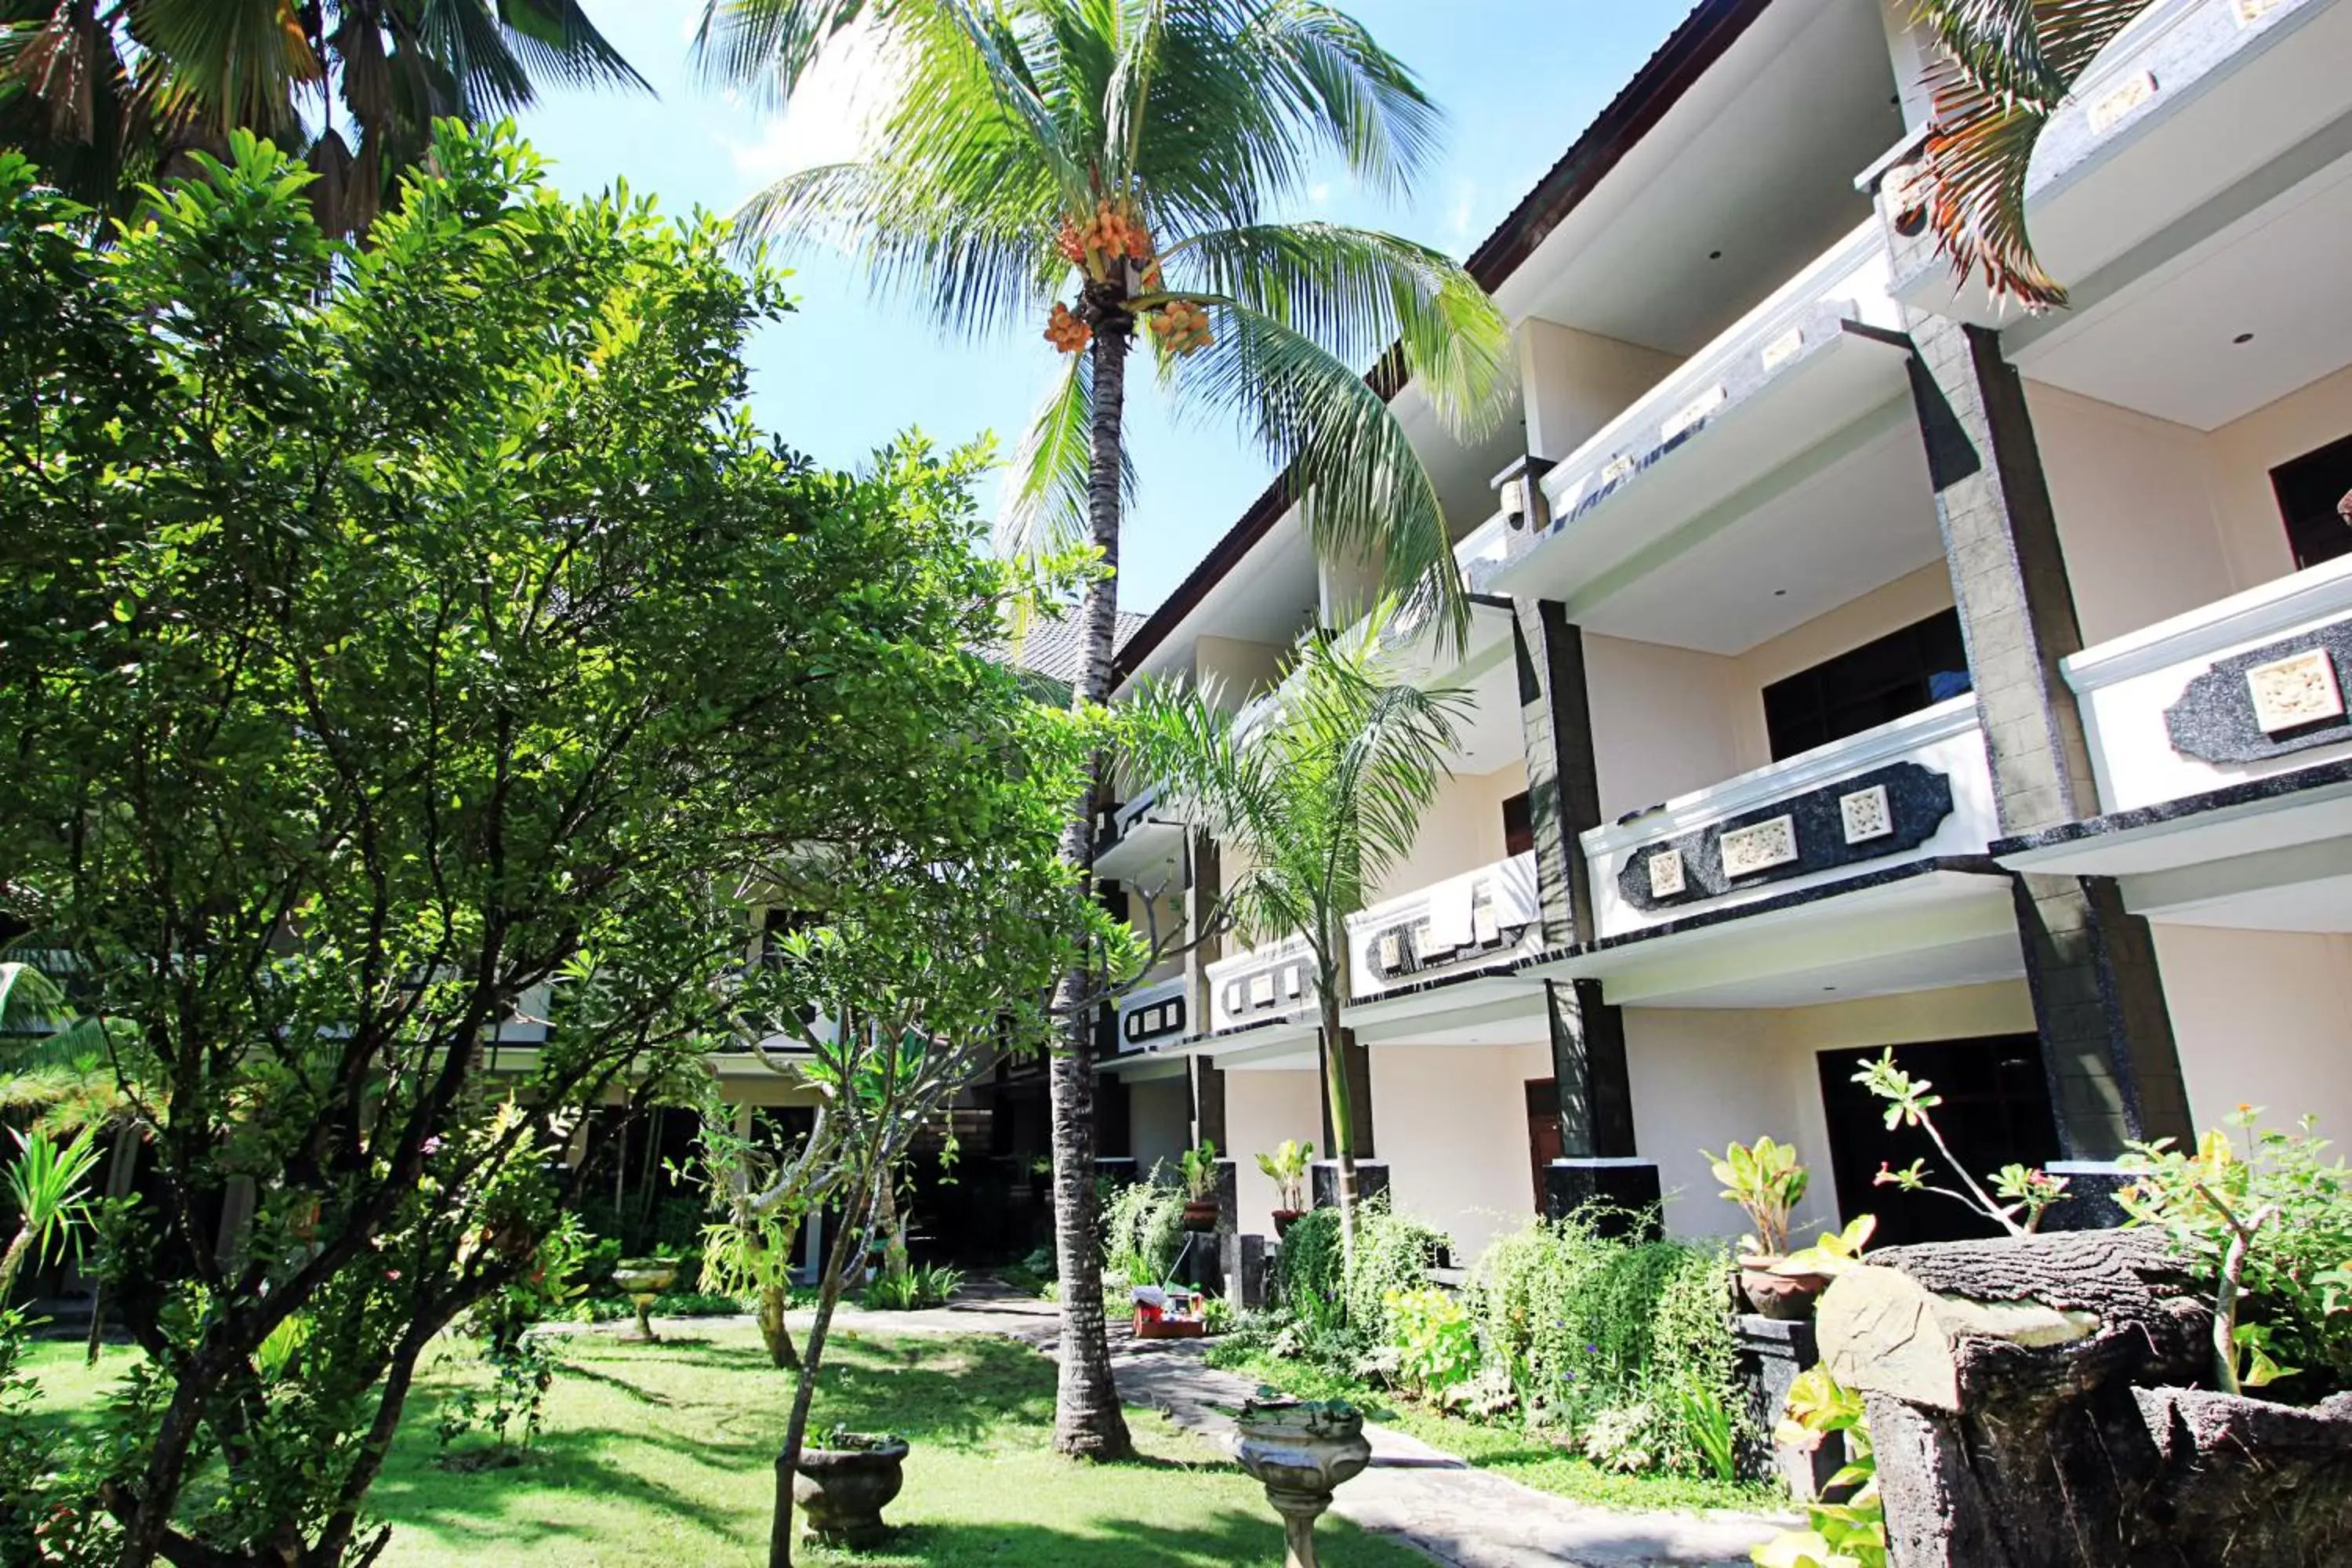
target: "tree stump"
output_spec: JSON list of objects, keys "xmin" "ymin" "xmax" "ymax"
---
[{"xmin": 1813, "ymin": 1227, "xmax": 2352, "ymax": 1566}]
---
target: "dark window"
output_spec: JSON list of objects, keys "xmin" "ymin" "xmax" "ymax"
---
[
  {"xmin": 1815, "ymin": 1036, "xmax": 2060, "ymax": 1247},
  {"xmin": 2270, "ymin": 432, "xmax": 2352, "ymax": 571},
  {"xmin": 1501, "ymin": 791, "xmax": 1535, "ymax": 858},
  {"xmin": 1762, "ymin": 609, "xmax": 1972, "ymax": 761}
]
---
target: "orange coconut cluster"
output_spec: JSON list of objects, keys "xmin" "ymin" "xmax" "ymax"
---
[
  {"xmin": 1149, "ymin": 297, "xmax": 1212, "ymax": 357},
  {"xmin": 1044, "ymin": 300, "xmax": 1091, "ymax": 353},
  {"xmin": 1056, "ymin": 199, "xmax": 1156, "ymax": 277}
]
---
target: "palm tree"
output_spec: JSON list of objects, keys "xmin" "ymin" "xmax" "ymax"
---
[
  {"xmin": 1909, "ymin": 1, "xmax": 2158, "ymax": 307},
  {"xmin": 0, "ymin": 1, "xmax": 644, "ymax": 232},
  {"xmin": 692, "ymin": 0, "xmax": 1512, "ymax": 1459},
  {"xmin": 1128, "ymin": 602, "xmax": 1468, "ymax": 1274}
]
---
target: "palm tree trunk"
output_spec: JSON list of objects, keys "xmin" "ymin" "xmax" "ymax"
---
[
  {"xmin": 1317, "ymin": 958, "xmax": 1358, "ymax": 1288},
  {"xmin": 1047, "ymin": 299, "xmax": 1135, "ymax": 1462}
]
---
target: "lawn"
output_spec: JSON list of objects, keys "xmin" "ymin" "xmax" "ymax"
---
[
  {"xmin": 1207, "ymin": 1345, "xmax": 1784, "ymax": 1516},
  {"xmin": 21, "ymin": 1326, "xmax": 1432, "ymax": 1568}
]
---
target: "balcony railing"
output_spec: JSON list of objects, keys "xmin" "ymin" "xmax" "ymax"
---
[
  {"xmin": 1112, "ymin": 974, "xmax": 1190, "ymax": 1053},
  {"xmin": 1579, "ymin": 696, "xmax": 1994, "ymax": 938},
  {"xmin": 1474, "ymin": 221, "xmax": 1906, "ymax": 601},
  {"xmin": 2063, "ymin": 554, "xmax": 2352, "ymax": 815},
  {"xmin": 1345, "ymin": 851, "xmax": 1541, "ymax": 1000},
  {"xmin": 1203, "ymin": 935, "xmax": 1317, "ymax": 1034}
]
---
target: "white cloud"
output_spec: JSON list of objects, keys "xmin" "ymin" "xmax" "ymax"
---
[{"xmin": 712, "ymin": 14, "xmax": 893, "ymax": 194}]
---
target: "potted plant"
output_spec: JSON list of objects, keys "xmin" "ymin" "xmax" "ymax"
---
[
  {"xmin": 789, "ymin": 1426, "xmax": 910, "ymax": 1548},
  {"xmin": 1257, "ymin": 1138, "xmax": 1315, "ymax": 1236},
  {"xmin": 1180, "ymin": 1140, "xmax": 1221, "ymax": 1232},
  {"xmin": 1703, "ymin": 1136, "xmax": 1822, "ymax": 1319}
]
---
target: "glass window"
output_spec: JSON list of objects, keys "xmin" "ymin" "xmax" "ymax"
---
[
  {"xmin": 1761, "ymin": 609, "xmax": 1971, "ymax": 762},
  {"xmin": 1501, "ymin": 791, "xmax": 1534, "ymax": 858},
  {"xmin": 2270, "ymin": 431, "xmax": 2352, "ymax": 572}
]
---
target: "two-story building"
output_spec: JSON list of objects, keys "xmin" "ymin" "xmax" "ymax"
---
[{"xmin": 1084, "ymin": 0, "xmax": 2352, "ymax": 1256}]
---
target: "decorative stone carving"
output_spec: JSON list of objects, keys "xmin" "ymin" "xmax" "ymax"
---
[
  {"xmin": 1247, "ymin": 973, "xmax": 1274, "ymax": 1007},
  {"xmin": 1616, "ymin": 760, "xmax": 1957, "ymax": 913},
  {"xmin": 1720, "ymin": 815, "xmax": 1798, "ymax": 878},
  {"xmin": 1762, "ymin": 325, "xmax": 1805, "ymax": 372},
  {"xmin": 2245, "ymin": 648, "xmax": 2343, "ymax": 734},
  {"xmin": 2163, "ymin": 618, "xmax": 2352, "ymax": 764},
  {"xmin": 1839, "ymin": 784, "xmax": 1893, "ymax": 844},
  {"xmin": 1647, "ymin": 848, "xmax": 1686, "ymax": 899},
  {"xmin": 2086, "ymin": 70, "xmax": 2156, "ymax": 135}
]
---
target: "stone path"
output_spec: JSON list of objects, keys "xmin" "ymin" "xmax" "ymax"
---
[{"xmin": 799, "ymin": 1285, "xmax": 1794, "ymax": 1568}]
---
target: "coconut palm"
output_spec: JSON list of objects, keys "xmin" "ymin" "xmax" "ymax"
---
[
  {"xmin": 1128, "ymin": 601, "xmax": 1468, "ymax": 1276},
  {"xmin": 1910, "ymin": 1, "xmax": 2158, "ymax": 307},
  {"xmin": 0, "ymin": 0, "xmax": 644, "ymax": 231},
  {"xmin": 693, "ymin": 0, "xmax": 1512, "ymax": 1459}
]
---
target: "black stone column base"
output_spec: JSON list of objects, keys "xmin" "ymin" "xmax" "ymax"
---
[
  {"xmin": 1310, "ymin": 1159, "xmax": 1389, "ymax": 1212},
  {"xmin": 1221, "ymin": 1231, "xmax": 1270, "ymax": 1308},
  {"xmin": 1543, "ymin": 1158, "xmax": 1661, "ymax": 1238},
  {"xmin": 2038, "ymin": 1160, "xmax": 2133, "ymax": 1232},
  {"xmin": 1735, "ymin": 1314, "xmax": 1844, "ymax": 1498}
]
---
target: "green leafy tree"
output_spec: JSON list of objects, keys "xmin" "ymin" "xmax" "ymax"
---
[
  {"xmin": 691, "ymin": 0, "xmax": 1512, "ymax": 1459},
  {"xmin": 0, "ymin": 0, "xmax": 644, "ymax": 232},
  {"xmin": 0, "ymin": 122, "xmax": 1094, "ymax": 1567},
  {"xmin": 1129, "ymin": 602, "xmax": 1468, "ymax": 1274},
  {"xmin": 1907, "ymin": 1, "xmax": 2160, "ymax": 306}
]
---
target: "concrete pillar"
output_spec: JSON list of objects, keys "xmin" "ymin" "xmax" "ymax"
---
[
  {"xmin": 1183, "ymin": 830, "xmax": 1222, "ymax": 1034},
  {"xmin": 1902, "ymin": 315, "xmax": 2193, "ymax": 1162},
  {"xmin": 1512, "ymin": 598, "xmax": 1660, "ymax": 1220},
  {"xmin": 1189, "ymin": 1052, "xmax": 1226, "ymax": 1153}
]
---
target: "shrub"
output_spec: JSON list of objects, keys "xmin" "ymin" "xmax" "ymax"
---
[
  {"xmin": 1269, "ymin": 1196, "xmax": 1447, "ymax": 1350},
  {"xmin": 1383, "ymin": 1286, "xmax": 1479, "ymax": 1404},
  {"xmin": 863, "ymin": 1264, "xmax": 963, "ymax": 1312},
  {"xmin": 1102, "ymin": 1175, "xmax": 1185, "ymax": 1285}
]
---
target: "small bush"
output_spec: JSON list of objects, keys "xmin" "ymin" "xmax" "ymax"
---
[
  {"xmin": 1102, "ymin": 1174, "xmax": 1186, "ymax": 1285},
  {"xmin": 863, "ymin": 1264, "xmax": 963, "ymax": 1312},
  {"xmin": 1383, "ymin": 1286, "xmax": 1479, "ymax": 1405},
  {"xmin": 1269, "ymin": 1196, "xmax": 1447, "ymax": 1351}
]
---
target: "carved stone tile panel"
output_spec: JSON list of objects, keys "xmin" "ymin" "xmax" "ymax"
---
[{"xmin": 2164, "ymin": 619, "xmax": 2352, "ymax": 765}]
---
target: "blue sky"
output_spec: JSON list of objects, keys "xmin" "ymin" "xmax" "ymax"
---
[{"xmin": 518, "ymin": 2, "xmax": 1697, "ymax": 612}]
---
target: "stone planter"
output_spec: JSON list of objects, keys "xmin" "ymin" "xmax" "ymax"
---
[
  {"xmin": 1738, "ymin": 1258, "xmax": 1828, "ymax": 1320},
  {"xmin": 610, "ymin": 1257, "xmax": 676, "ymax": 1342},
  {"xmin": 1271, "ymin": 1209, "xmax": 1303, "ymax": 1239},
  {"xmin": 1232, "ymin": 1398, "xmax": 1373, "ymax": 1568},
  {"xmin": 1181, "ymin": 1198, "xmax": 1220, "ymax": 1233},
  {"xmin": 789, "ymin": 1433, "xmax": 909, "ymax": 1549}
]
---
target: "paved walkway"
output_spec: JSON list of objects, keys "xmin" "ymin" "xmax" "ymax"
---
[{"xmin": 791, "ymin": 1286, "xmax": 1793, "ymax": 1568}]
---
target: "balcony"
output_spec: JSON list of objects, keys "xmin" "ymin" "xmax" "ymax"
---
[
  {"xmin": 1094, "ymin": 782, "xmax": 1187, "ymax": 884},
  {"xmin": 1203, "ymin": 934, "xmax": 1317, "ymax": 1036},
  {"xmin": 1878, "ymin": 0, "xmax": 2351, "ymax": 328},
  {"xmin": 1111, "ymin": 974, "xmax": 1190, "ymax": 1055},
  {"xmin": 1470, "ymin": 222, "xmax": 1911, "ymax": 613},
  {"xmin": 1345, "ymin": 851, "xmax": 1542, "ymax": 1002}
]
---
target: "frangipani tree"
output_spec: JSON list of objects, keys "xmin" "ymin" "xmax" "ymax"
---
[
  {"xmin": 694, "ymin": 0, "xmax": 1512, "ymax": 1459},
  {"xmin": 1128, "ymin": 601, "xmax": 1468, "ymax": 1272}
]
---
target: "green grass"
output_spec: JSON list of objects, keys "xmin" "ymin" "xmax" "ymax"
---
[
  {"xmin": 1207, "ymin": 1345, "xmax": 1784, "ymax": 1516},
  {"xmin": 21, "ymin": 1327, "xmax": 1431, "ymax": 1567}
]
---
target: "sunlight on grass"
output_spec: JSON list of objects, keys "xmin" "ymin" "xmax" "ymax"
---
[
  {"xmin": 23, "ymin": 1328, "xmax": 1428, "ymax": 1567},
  {"xmin": 1207, "ymin": 1345, "xmax": 1783, "ymax": 1515}
]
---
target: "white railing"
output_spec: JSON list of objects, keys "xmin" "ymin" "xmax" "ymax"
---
[
  {"xmin": 2063, "ymin": 554, "xmax": 2352, "ymax": 813},
  {"xmin": 1345, "ymin": 851, "xmax": 1542, "ymax": 1000},
  {"xmin": 1112, "ymin": 974, "xmax": 1191, "ymax": 1053},
  {"xmin": 1453, "ymin": 510, "xmax": 1512, "ymax": 580},
  {"xmin": 1581, "ymin": 697, "xmax": 1996, "ymax": 937},
  {"xmin": 1536, "ymin": 220, "xmax": 1897, "ymax": 526},
  {"xmin": 1204, "ymin": 935, "xmax": 1316, "ymax": 1033}
]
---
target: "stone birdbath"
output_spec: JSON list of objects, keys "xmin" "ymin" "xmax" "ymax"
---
[
  {"xmin": 1232, "ymin": 1395, "xmax": 1374, "ymax": 1568},
  {"xmin": 790, "ymin": 1429, "xmax": 909, "ymax": 1549},
  {"xmin": 610, "ymin": 1255, "xmax": 676, "ymax": 1343}
]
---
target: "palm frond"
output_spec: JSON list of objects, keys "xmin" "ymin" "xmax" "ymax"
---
[
  {"xmin": 691, "ymin": 0, "xmax": 871, "ymax": 111},
  {"xmin": 1167, "ymin": 220, "xmax": 1511, "ymax": 439},
  {"xmin": 1000, "ymin": 347, "xmax": 1139, "ymax": 559},
  {"xmin": 123, "ymin": 0, "xmax": 315, "ymax": 136},
  {"xmin": 495, "ymin": 0, "xmax": 651, "ymax": 94},
  {"xmin": 1916, "ymin": 0, "xmax": 2155, "ymax": 307},
  {"xmin": 1237, "ymin": 0, "xmax": 1440, "ymax": 200},
  {"xmin": 1173, "ymin": 302, "xmax": 1468, "ymax": 645}
]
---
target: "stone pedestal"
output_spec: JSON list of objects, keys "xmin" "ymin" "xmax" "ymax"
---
[
  {"xmin": 1734, "ymin": 1314, "xmax": 1842, "ymax": 1499},
  {"xmin": 1309, "ymin": 1160, "xmax": 1388, "ymax": 1212},
  {"xmin": 1542, "ymin": 1158, "xmax": 1661, "ymax": 1238},
  {"xmin": 1223, "ymin": 1232, "xmax": 1271, "ymax": 1309}
]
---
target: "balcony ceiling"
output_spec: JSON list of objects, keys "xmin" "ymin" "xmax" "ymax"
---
[
  {"xmin": 1499, "ymin": 0, "xmax": 1904, "ymax": 358},
  {"xmin": 2013, "ymin": 143, "xmax": 2352, "ymax": 431},
  {"xmin": 1570, "ymin": 405, "xmax": 1944, "ymax": 655}
]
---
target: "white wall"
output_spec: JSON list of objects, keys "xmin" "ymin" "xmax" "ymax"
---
[
  {"xmin": 2029, "ymin": 366, "xmax": 2352, "ymax": 646},
  {"xmin": 1374, "ymin": 762, "xmax": 1526, "ymax": 903},
  {"xmin": 1130, "ymin": 1075, "xmax": 1194, "ymax": 1178},
  {"xmin": 1223, "ymin": 1067, "xmax": 1325, "ymax": 1236},
  {"xmin": 1194, "ymin": 634, "xmax": 1286, "ymax": 710},
  {"xmin": 1370, "ymin": 1040, "xmax": 1554, "ymax": 1258},
  {"xmin": 1519, "ymin": 320, "xmax": 1685, "ymax": 463},
  {"xmin": 2149, "ymin": 923, "xmax": 2352, "ymax": 1141}
]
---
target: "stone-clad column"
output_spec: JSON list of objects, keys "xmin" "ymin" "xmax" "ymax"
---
[
  {"xmin": 1903, "ymin": 315, "xmax": 2193, "ymax": 1170},
  {"xmin": 1512, "ymin": 598, "xmax": 1660, "ymax": 1228}
]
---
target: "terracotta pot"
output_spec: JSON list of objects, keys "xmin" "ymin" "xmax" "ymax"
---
[
  {"xmin": 1271, "ymin": 1209, "xmax": 1303, "ymax": 1239},
  {"xmin": 790, "ymin": 1434, "xmax": 909, "ymax": 1548},
  {"xmin": 1740, "ymin": 1259, "xmax": 1829, "ymax": 1320},
  {"xmin": 1182, "ymin": 1198, "xmax": 1220, "ymax": 1232}
]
